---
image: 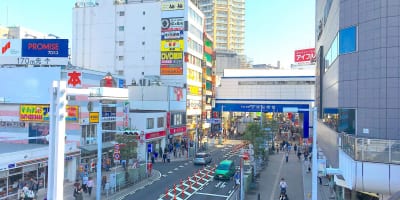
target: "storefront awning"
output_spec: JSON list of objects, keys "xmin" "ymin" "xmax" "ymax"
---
[{"xmin": 79, "ymin": 142, "xmax": 115, "ymax": 153}]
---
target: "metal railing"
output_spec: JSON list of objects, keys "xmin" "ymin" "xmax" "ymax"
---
[{"xmin": 339, "ymin": 133, "xmax": 400, "ymax": 164}]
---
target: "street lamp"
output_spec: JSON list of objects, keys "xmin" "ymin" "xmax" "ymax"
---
[
  {"xmin": 25, "ymin": 33, "xmax": 37, "ymax": 38},
  {"xmin": 48, "ymin": 33, "xmax": 60, "ymax": 39}
]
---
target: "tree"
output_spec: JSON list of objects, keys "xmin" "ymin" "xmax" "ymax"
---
[
  {"xmin": 115, "ymin": 134, "xmax": 138, "ymax": 162},
  {"xmin": 243, "ymin": 122, "xmax": 265, "ymax": 156}
]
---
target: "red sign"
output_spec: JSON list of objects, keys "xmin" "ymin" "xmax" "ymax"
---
[
  {"xmin": 166, "ymin": 112, "xmax": 171, "ymax": 128},
  {"xmin": 67, "ymin": 71, "xmax": 81, "ymax": 87},
  {"xmin": 169, "ymin": 126, "xmax": 187, "ymax": 134},
  {"xmin": 294, "ymin": 48, "xmax": 315, "ymax": 63},
  {"xmin": 113, "ymin": 152, "xmax": 120, "ymax": 160},
  {"xmin": 145, "ymin": 130, "xmax": 166, "ymax": 139}
]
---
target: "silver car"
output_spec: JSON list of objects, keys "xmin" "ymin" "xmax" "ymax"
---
[{"xmin": 193, "ymin": 152, "xmax": 212, "ymax": 165}]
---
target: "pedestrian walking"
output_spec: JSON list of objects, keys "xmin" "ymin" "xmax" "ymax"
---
[
  {"xmin": 86, "ymin": 177, "xmax": 94, "ymax": 197},
  {"xmin": 304, "ymin": 159, "xmax": 310, "ymax": 173},
  {"xmin": 101, "ymin": 175, "xmax": 107, "ymax": 191},
  {"xmin": 162, "ymin": 152, "xmax": 167, "ymax": 163},
  {"xmin": 82, "ymin": 174, "xmax": 88, "ymax": 193},
  {"xmin": 285, "ymin": 151, "xmax": 289, "ymax": 163},
  {"xmin": 74, "ymin": 184, "xmax": 84, "ymax": 200},
  {"xmin": 167, "ymin": 152, "xmax": 171, "ymax": 163},
  {"xmin": 234, "ymin": 171, "xmax": 240, "ymax": 187}
]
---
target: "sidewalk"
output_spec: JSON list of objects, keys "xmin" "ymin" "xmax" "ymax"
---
[
  {"xmin": 35, "ymin": 168, "xmax": 161, "ymax": 200},
  {"xmin": 245, "ymin": 149, "xmax": 333, "ymax": 200}
]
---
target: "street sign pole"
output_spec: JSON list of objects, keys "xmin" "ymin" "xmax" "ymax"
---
[{"xmin": 96, "ymin": 102, "xmax": 102, "ymax": 200}]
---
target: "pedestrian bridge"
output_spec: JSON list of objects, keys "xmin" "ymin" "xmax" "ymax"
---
[{"xmin": 215, "ymin": 68, "xmax": 315, "ymax": 138}]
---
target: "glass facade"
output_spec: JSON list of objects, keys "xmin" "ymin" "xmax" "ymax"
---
[
  {"xmin": 324, "ymin": 26, "xmax": 357, "ymax": 70},
  {"xmin": 339, "ymin": 26, "xmax": 357, "ymax": 54}
]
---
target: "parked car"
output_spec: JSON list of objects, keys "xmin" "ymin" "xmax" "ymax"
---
[
  {"xmin": 214, "ymin": 160, "xmax": 235, "ymax": 180},
  {"xmin": 193, "ymin": 152, "xmax": 212, "ymax": 165}
]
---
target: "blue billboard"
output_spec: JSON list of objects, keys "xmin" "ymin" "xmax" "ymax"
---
[{"xmin": 21, "ymin": 39, "xmax": 68, "ymax": 57}]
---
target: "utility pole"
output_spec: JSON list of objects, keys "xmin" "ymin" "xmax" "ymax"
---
[
  {"xmin": 48, "ymin": 81, "xmax": 67, "ymax": 200},
  {"xmin": 96, "ymin": 102, "xmax": 103, "ymax": 200},
  {"xmin": 312, "ymin": 107, "xmax": 318, "ymax": 200}
]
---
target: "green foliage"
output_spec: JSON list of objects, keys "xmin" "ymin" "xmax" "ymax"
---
[
  {"xmin": 243, "ymin": 122, "xmax": 264, "ymax": 155},
  {"xmin": 115, "ymin": 135, "xmax": 138, "ymax": 160}
]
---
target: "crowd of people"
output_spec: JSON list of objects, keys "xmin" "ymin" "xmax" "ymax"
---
[
  {"xmin": 73, "ymin": 176, "xmax": 94, "ymax": 200},
  {"xmin": 18, "ymin": 178, "xmax": 39, "ymax": 200}
]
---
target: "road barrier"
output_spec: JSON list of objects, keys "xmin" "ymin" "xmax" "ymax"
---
[{"xmin": 158, "ymin": 165, "xmax": 215, "ymax": 200}]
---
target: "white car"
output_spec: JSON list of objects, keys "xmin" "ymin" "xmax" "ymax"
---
[{"xmin": 193, "ymin": 152, "xmax": 212, "ymax": 165}]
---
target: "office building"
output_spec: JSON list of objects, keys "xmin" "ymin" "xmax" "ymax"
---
[
  {"xmin": 316, "ymin": 0, "xmax": 400, "ymax": 198},
  {"xmin": 197, "ymin": 0, "xmax": 246, "ymax": 67}
]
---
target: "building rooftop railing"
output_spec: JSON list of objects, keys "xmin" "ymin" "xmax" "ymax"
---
[{"xmin": 339, "ymin": 133, "xmax": 400, "ymax": 164}]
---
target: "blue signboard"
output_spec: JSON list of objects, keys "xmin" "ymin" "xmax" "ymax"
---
[
  {"xmin": 118, "ymin": 79, "xmax": 125, "ymax": 88},
  {"xmin": 214, "ymin": 103, "xmax": 310, "ymax": 138},
  {"xmin": 147, "ymin": 143, "xmax": 153, "ymax": 153},
  {"xmin": 21, "ymin": 39, "xmax": 69, "ymax": 57}
]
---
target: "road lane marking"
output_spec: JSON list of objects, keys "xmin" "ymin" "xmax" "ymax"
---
[
  {"xmin": 195, "ymin": 192, "xmax": 229, "ymax": 198},
  {"xmin": 168, "ymin": 171, "xmax": 173, "ymax": 173},
  {"xmin": 269, "ymin": 154, "xmax": 285, "ymax": 200}
]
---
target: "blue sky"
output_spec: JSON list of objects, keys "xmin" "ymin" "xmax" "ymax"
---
[{"xmin": 0, "ymin": 0, "xmax": 315, "ymax": 68}]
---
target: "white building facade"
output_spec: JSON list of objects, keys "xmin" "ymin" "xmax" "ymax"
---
[{"xmin": 72, "ymin": 0, "xmax": 205, "ymax": 148}]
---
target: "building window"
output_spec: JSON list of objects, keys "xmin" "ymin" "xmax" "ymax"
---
[
  {"xmin": 143, "ymin": 11, "xmax": 146, "ymax": 15},
  {"xmin": 118, "ymin": 56, "xmax": 124, "ymax": 61},
  {"xmin": 157, "ymin": 117, "xmax": 164, "ymax": 128},
  {"xmin": 338, "ymin": 108, "xmax": 356, "ymax": 135},
  {"xmin": 142, "ymin": 41, "xmax": 145, "ymax": 45},
  {"xmin": 142, "ymin": 26, "xmax": 146, "ymax": 30},
  {"xmin": 118, "ymin": 41, "xmax": 124, "ymax": 46},
  {"xmin": 339, "ymin": 26, "xmax": 357, "ymax": 54},
  {"xmin": 119, "ymin": 11, "xmax": 125, "ymax": 16},
  {"xmin": 118, "ymin": 26, "xmax": 124, "ymax": 31},
  {"xmin": 146, "ymin": 118, "xmax": 154, "ymax": 129}
]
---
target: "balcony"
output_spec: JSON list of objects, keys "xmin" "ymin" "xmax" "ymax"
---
[{"xmin": 339, "ymin": 133, "xmax": 400, "ymax": 164}]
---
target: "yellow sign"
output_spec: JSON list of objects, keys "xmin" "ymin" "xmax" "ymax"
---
[
  {"xmin": 160, "ymin": 40, "xmax": 184, "ymax": 52},
  {"xmin": 89, "ymin": 112, "xmax": 99, "ymax": 123},
  {"xmin": 20, "ymin": 104, "xmax": 79, "ymax": 122},
  {"xmin": 161, "ymin": 52, "xmax": 183, "ymax": 60}
]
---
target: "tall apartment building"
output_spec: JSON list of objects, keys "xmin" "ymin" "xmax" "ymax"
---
[
  {"xmin": 72, "ymin": 0, "xmax": 210, "ymax": 149},
  {"xmin": 197, "ymin": 0, "xmax": 246, "ymax": 67},
  {"xmin": 316, "ymin": 0, "xmax": 400, "ymax": 198}
]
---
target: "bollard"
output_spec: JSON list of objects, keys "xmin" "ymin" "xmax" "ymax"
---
[
  {"xmin": 258, "ymin": 193, "xmax": 260, "ymax": 200},
  {"xmin": 181, "ymin": 182, "xmax": 184, "ymax": 198},
  {"xmin": 173, "ymin": 185, "xmax": 177, "ymax": 200},
  {"xmin": 165, "ymin": 188, "xmax": 169, "ymax": 199},
  {"xmin": 189, "ymin": 180, "xmax": 192, "ymax": 192}
]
